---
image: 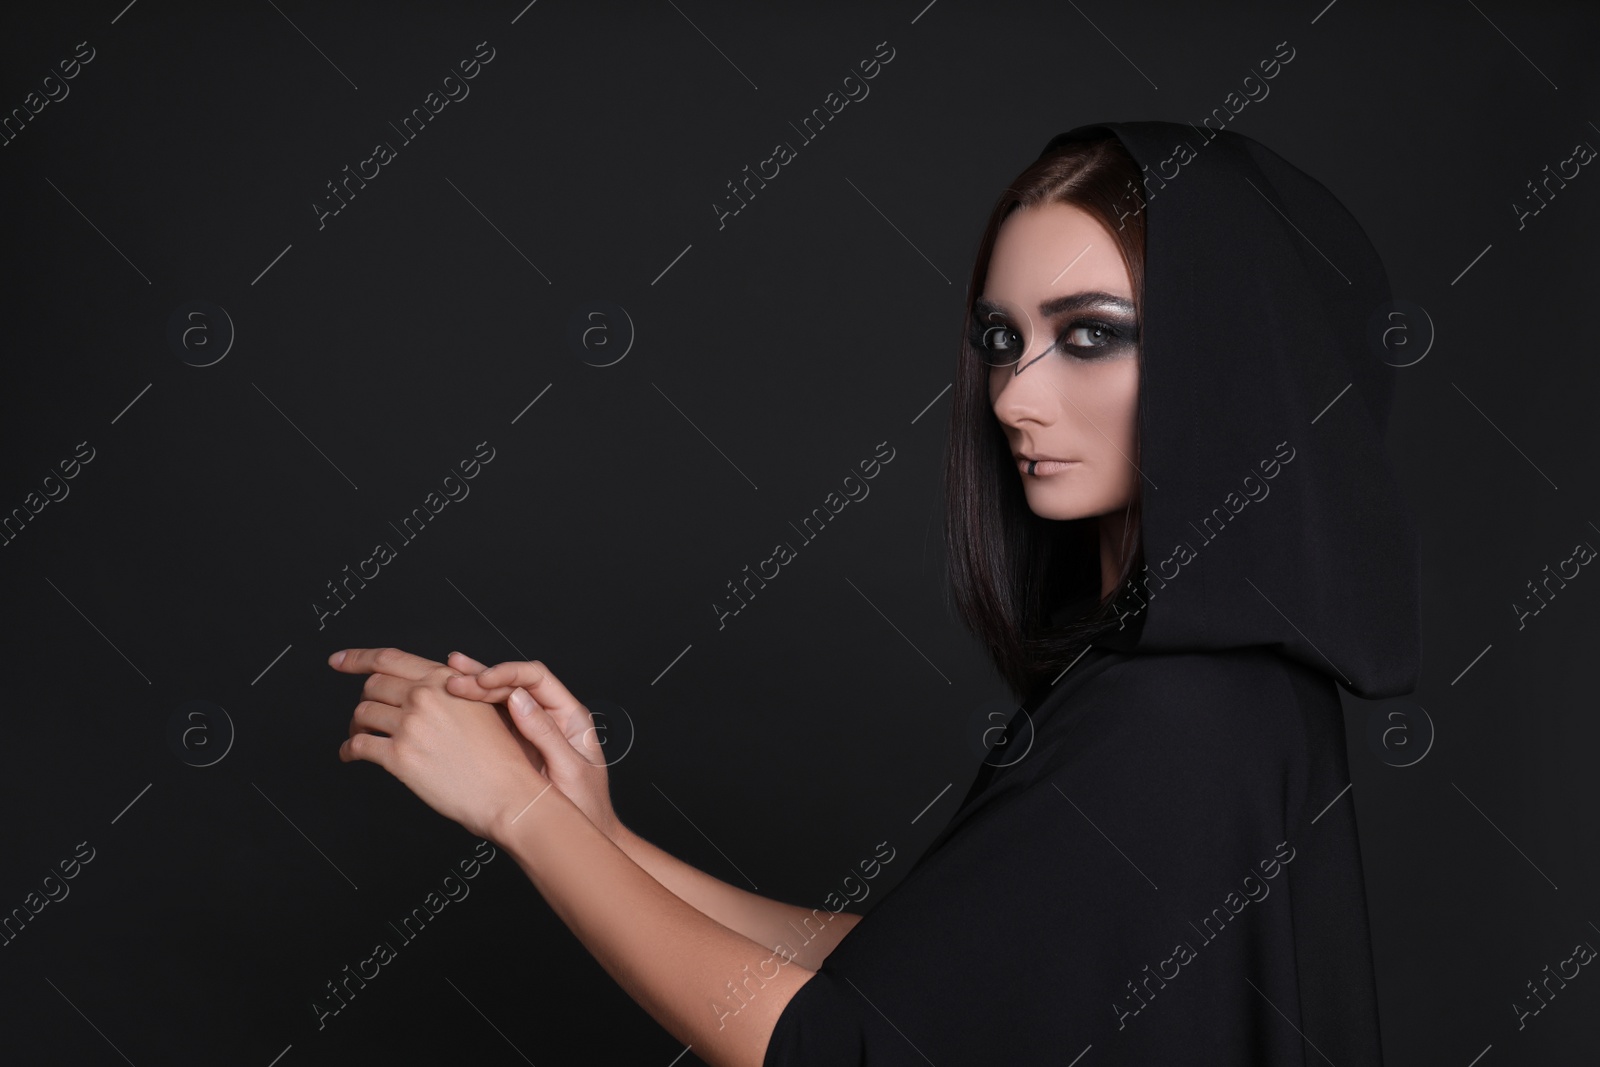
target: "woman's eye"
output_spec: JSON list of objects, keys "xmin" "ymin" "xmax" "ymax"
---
[
  {"xmin": 1064, "ymin": 323, "xmax": 1114, "ymax": 348},
  {"xmin": 979, "ymin": 326, "xmax": 1017, "ymax": 355},
  {"xmin": 1060, "ymin": 320, "xmax": 1137, "ymax": 358},
  {"xmin": 973, "ymin": 315, "xmax": 1134, "ymax": 367},
  {"xmin": 978, "ymin": 324, "xmax": 1021, "ymax": 360}
]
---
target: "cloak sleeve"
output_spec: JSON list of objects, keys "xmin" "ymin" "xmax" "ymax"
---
[{"xmin": 760, "ymin": 647, "xmax": 1384, "ymax": 1066}]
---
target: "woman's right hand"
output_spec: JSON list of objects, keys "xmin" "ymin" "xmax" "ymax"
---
[{"xmin": 443, "ymin": 652, "xmax": 624, "ymax": 842}]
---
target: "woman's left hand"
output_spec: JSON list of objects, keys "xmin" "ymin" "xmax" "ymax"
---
[{"xmin": 330, "ymin": 646, "xmax": 551, "ymax": 841}]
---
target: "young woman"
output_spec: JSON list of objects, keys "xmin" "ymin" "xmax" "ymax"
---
[{"xmin": 332, "ymin": 120, "xmax": 1420, "ymax": 1065}]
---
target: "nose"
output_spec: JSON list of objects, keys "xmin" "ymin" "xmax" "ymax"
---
[
  {"xmin": 990, "ymin": 352, "xmax": 1059, "ymax": 429},
  {"xmin": 1005, "ymin": 332, "xmax": 1059, "ymax": 378}
]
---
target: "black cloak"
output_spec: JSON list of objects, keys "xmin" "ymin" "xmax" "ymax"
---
[{"xmin": 761, "ymin": 120, "xmax": 1421, "ymax": 1065}]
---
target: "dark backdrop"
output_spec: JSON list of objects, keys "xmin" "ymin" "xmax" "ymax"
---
[{"xmin": 2, "ymin": 1, "xmax": 1597, "ymax": 1063}]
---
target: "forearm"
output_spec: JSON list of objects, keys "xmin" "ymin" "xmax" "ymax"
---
[
  {"xmin": 494, "ymin": 788, "xmax": 813, "ymax": 1067},
  {"xmin": 611, "ymin": 822, "xmax": 862, "ymax": 971}
]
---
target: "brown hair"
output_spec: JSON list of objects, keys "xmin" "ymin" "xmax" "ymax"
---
[{"xmin": 942, "ymin": 130, "xmax": 1148, "ymax": 700}]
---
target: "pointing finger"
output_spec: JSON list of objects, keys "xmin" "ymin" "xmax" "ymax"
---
[{"xmin": 330, "ymin": 646, "xmax": 447, "ymax": 680}]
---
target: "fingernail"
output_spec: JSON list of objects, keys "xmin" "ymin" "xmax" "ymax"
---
[
  {"xmin": 329, "ymin": 650, "xmax": 347, "ymax": 668},
  {"xmin": 510, "ymin": 689, "xmax": 533, "ymax": 716}
]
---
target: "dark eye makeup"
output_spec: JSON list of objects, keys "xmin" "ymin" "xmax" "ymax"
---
[{"xmin": 967, "ymin": 312, "xmax": 1138, "ymax": 367}]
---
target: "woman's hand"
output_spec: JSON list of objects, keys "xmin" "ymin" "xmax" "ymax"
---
[
  {"xmin": 331, "ymin": 646, "xmax": 554, "ymax": 841},
  {"xmin": 441, "ymin": 652, "xmax": 624, "ymax": 842}
]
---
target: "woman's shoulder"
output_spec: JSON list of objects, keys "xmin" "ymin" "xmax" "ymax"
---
[
  {"xmin": 985, "ymin": 647, "xmax": 1320, "ymax": 819},
  {"xmin": 1051, "ymin": 645, "xmax": 1316, "ymax": 751},
  {"xmin": 944, "ymin": 646, "xmax": 1328, "ymax": 849}
]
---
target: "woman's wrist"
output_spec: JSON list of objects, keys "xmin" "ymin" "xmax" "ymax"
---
[
  {"xmin": 602, "ymin": 813, "xmax": 632, "ymax": 848},
  {"xmin": 485, "ymin": 774, "xmax": 559, "ymax": 850}
]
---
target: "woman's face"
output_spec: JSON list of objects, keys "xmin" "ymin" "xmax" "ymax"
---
[{"xmin": 978, "ymin": 200, "xmax": 1141, "ymax": 522}]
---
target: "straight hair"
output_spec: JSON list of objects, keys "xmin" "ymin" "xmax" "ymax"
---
[{"xmin": 943, "ymin": 131, "xmax": 1148, "ymax": 700}]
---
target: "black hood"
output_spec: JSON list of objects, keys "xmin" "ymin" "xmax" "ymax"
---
[{"xmin": 1043, "ymin": 120, "xmax": 1422, "ymax": 700}]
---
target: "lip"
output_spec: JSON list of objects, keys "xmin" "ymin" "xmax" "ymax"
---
[{"xmin": 1017, "ymin": 456, "xmax": 1079, "ymax": 475}]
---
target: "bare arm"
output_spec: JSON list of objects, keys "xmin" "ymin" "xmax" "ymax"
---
[
  {"xmin": 439, "ymin": 652, "xmax": 864, "ymax": 971},
  {"xmin": 494, "ymin": 787, "xmax": 814, "ymax": 1067},
  {"xmin": 610, "ymin": 821, "xmax": 863, "ymax": 971},
  {"xmin": 336, "ymin": 647, "xmax": 838, "ymax": 1065}
]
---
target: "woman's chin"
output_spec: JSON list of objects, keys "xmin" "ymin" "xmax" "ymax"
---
[{"xmin": 1022, "ymin": 489, "xmax": 1095, "ymax": 522}]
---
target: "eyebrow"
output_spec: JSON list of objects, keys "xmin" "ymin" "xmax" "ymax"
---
[{"xmin": 972, "ymin": 290, "xmax": 1135, "ymax": 319}]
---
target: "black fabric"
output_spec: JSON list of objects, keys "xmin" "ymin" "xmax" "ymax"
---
[{"xmin": 761, "ymin": 120, "xmax": 1419, "ymax": 1066}]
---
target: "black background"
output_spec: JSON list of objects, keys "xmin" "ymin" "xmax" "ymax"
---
[{"xmin": 2, "ymin": 1, "xmax": 1597, "ymax": 1063}]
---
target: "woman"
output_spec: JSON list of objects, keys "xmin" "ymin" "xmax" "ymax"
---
[{"xmin": 331, "ymin": 120, "xmax": 1420, "ymax": 1065}]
